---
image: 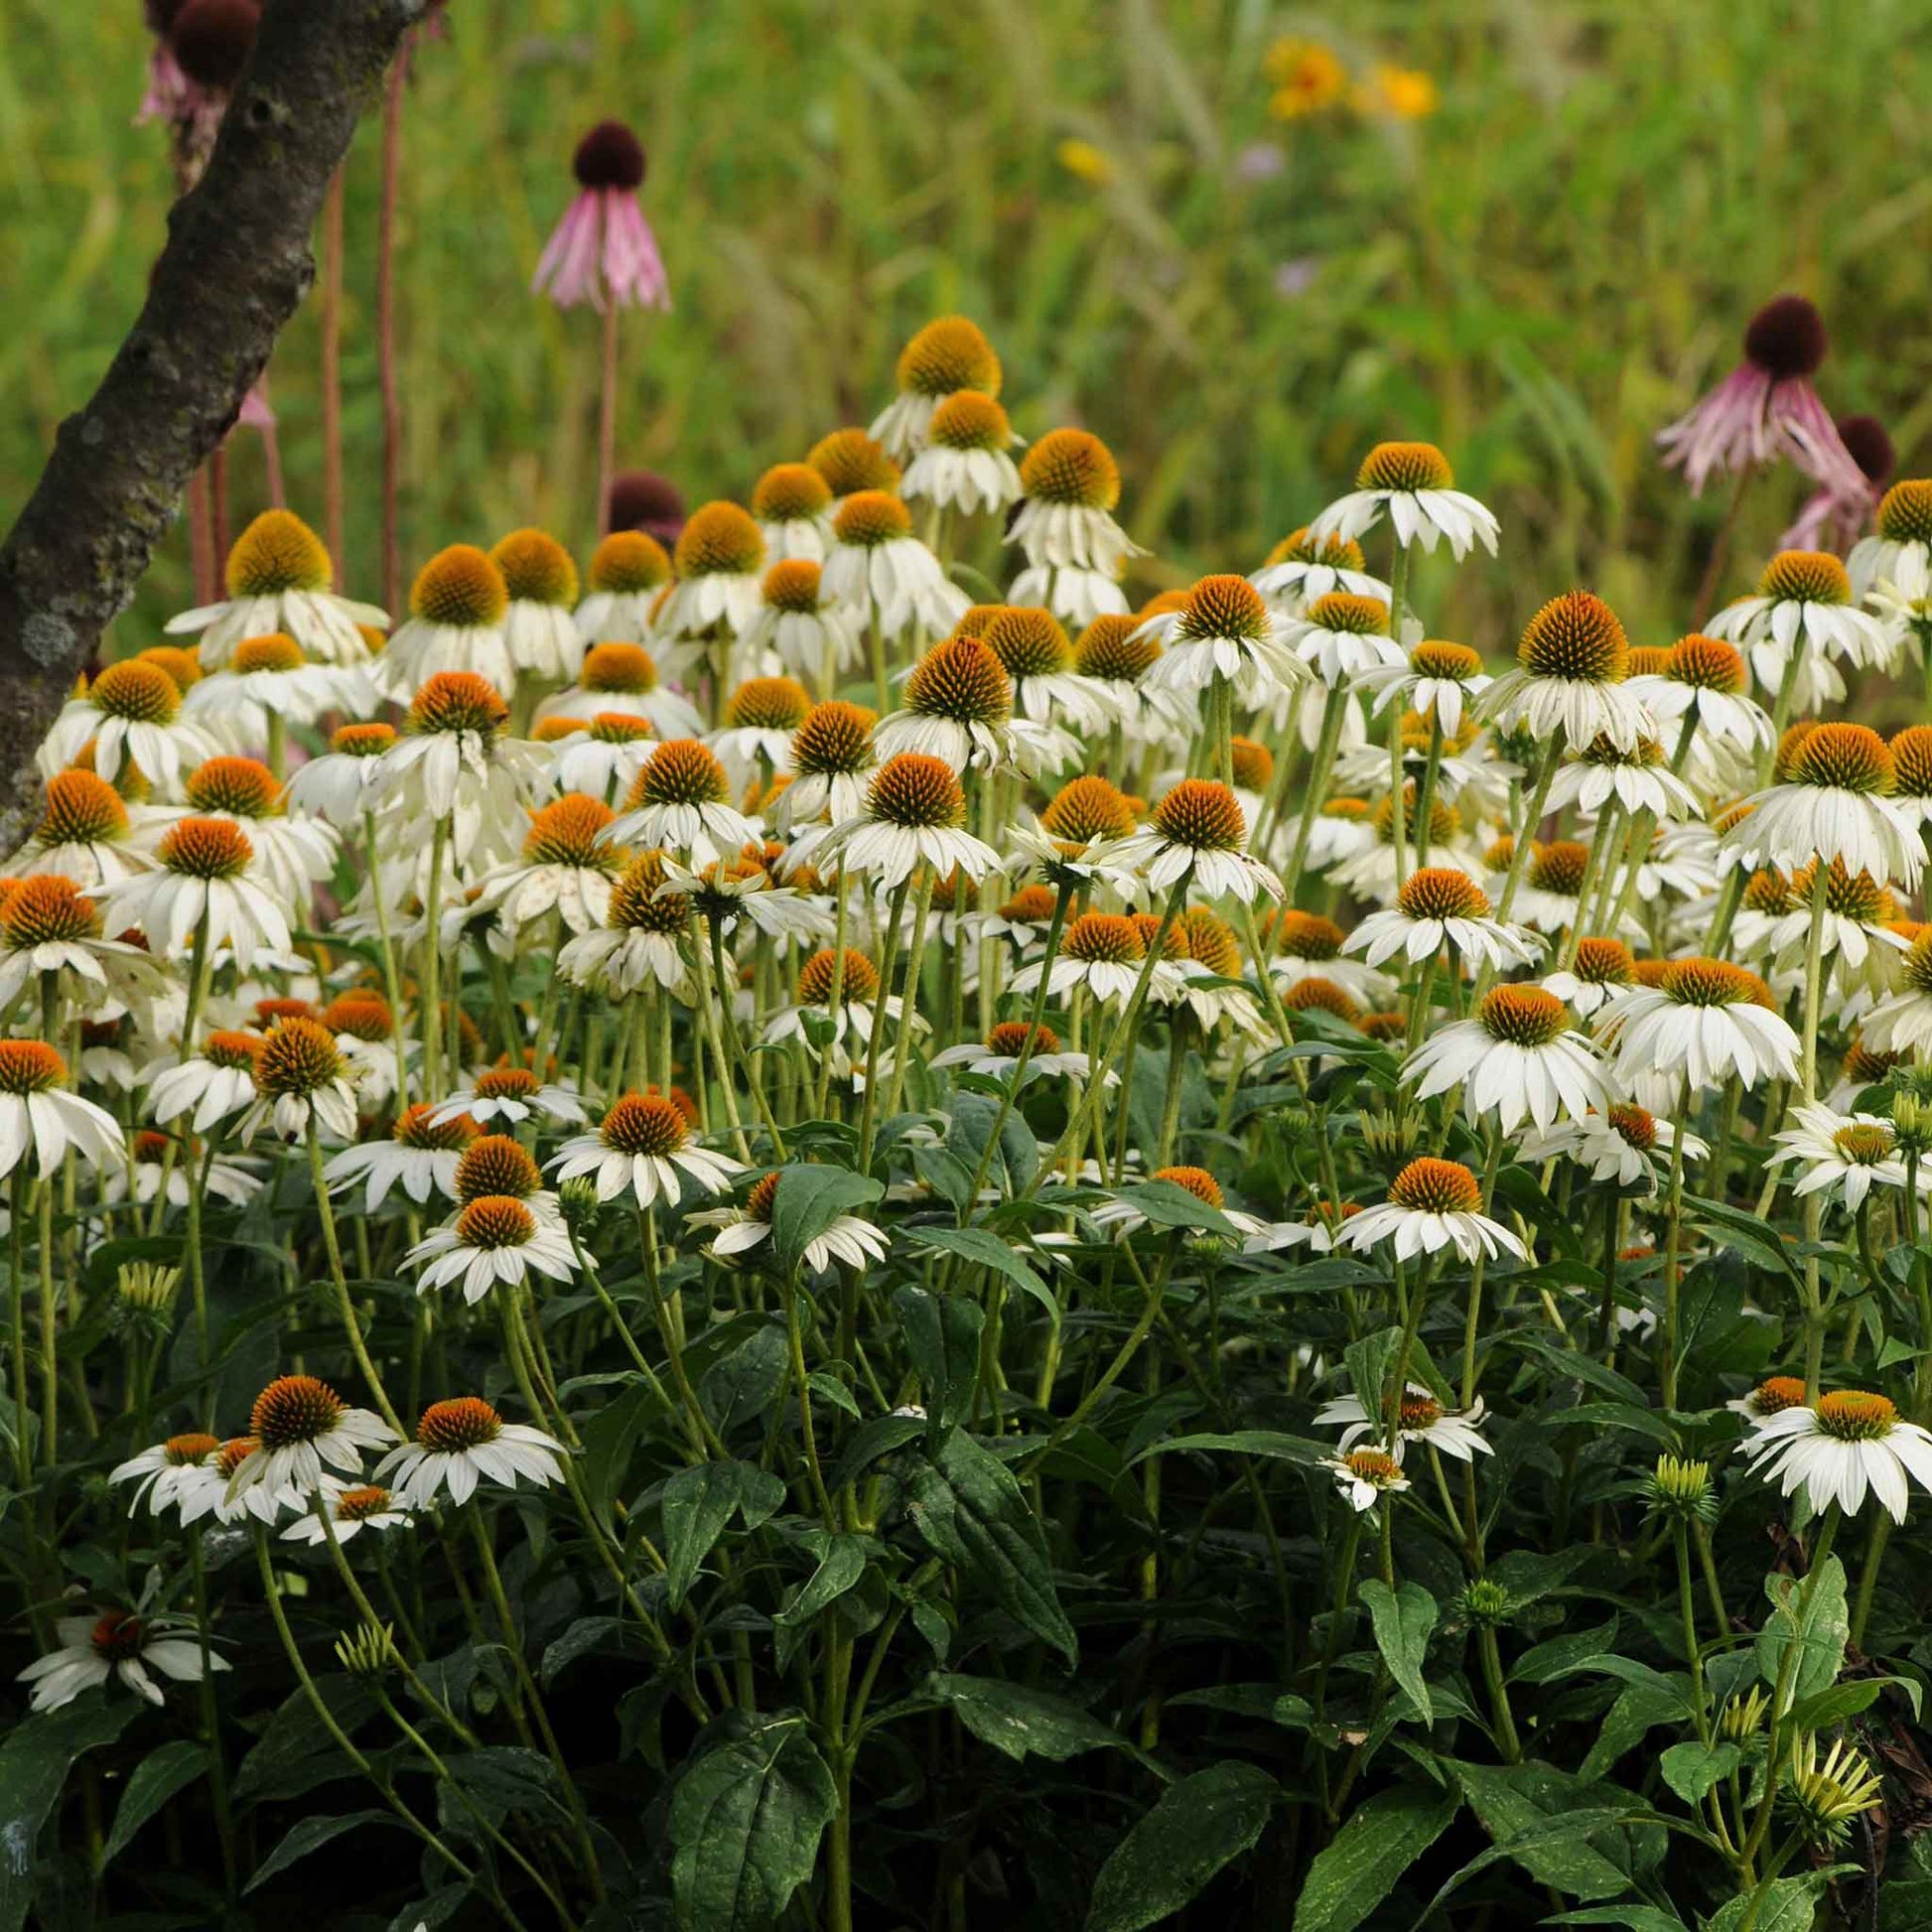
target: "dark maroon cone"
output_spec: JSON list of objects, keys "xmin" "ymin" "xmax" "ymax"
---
[
  {"xmin": 1837, "ymin": 415, "xmax": 1894, "ymax": 485},
  {"xmin": 1741, "ymin": 295, "xmax": 1828, "ymax": 381},
  {"xmin": 170, "ymin": 0, "xmax": 260, "ymax": 90},
  {"xmin": 573, "ymin": 121, "xmax": 646, "ymax": 193},
  {"xmin": 607, "ymin": 470, "xmax": 686, "ymax": 542},
  {"xmin": 145, "ymin": 0, "xmax": 189, "ymax": 37}
]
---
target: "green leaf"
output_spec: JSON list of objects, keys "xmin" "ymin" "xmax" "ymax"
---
[
  {"xmin": 1581, "ymin": 1682, "xmax": 1691, "ymax": 1783},
  {"xmin": 1291, "ymin": 1783, "xmax": 1459, "ymax": 1932},
  {"xmin": 893, "ymin": 1285, "xmax": 984, "ymax": 1430},
  {"xmin": 701, "ymin": 1324, "xmax": 789, "ymax": 1438},
  {"xmin": 662, "ymin": 1459, "xmax": 788, "ymax": 1611},
  {"xmin": 1358, "ymin": 1580, "xmax": 1438, "ymax": 1725},
  {"xmin": 1657, "ymin": 1739, "xmax": 1740, "ymax": 1806},
  {"xmin": 1510, "ymin": 1618, "xmax": 1621, "ymax": 1685},
  {"xmin": 0, "ymin": 1697, "xmax": 137, "ymax": 1931},
  {"xmin": 101, "ymin": 1739, "xmax": 207, "ymax": 1866},
  {"xmin": 1546, "ymin": 1910, "xmax": 1690, "ymax": 1931},
  {"xmin": 928, "ymin": 1673, "xmax": 1134, "ymax": 1765},
  {"xmin": 1127, "ymin": 1430, "xmax": 1324, "ymax": 1468},
  {"xmin": 245, "ymin": 1811, "xmax": 403, "ymax": 1892},
  {"xmin": 1449, "ymin": 1760, "xmax": 1633, "ymax": 1899},
  {"xmin": 946, "ymin": 1092, "xmax": 1037, "ymax": 1195},
  {"xmin": 906, "ymin": 1226, "xmax": 1060, "ymax": 1333},
  {"xmin": 769, "ymin": 1166, "xmax": 884, "ymax": 1272},
  {"xmin": 772, "ymin": 1535, "xmax": 869, "ymax": 1671},
  {"xmin": 233, "ymin": 1675, "xmax": 378, "ymax": 1803},
  {"xmin": 1756, "ymin": 1556, "xmax": 1848, "ymax": 1709},
  {"xmin": 1084, "ymin": 1760, "xmax": 1277, "ymax": 1932},
  {"xmin": 1684, "ymin": 1193, "xmax": 1800, "ymax": 1287},
  {"xmin": 903, "ymin": 1428, "xmax": 1076, "ymax": 1664},
  {"xmin": 1704, "ymin": 1869, "xmax": 1852, "ymax": 1931},
  {"xmin": 828, "ymin": 1413, "xmax": 927, "ymax": 1491},
  {"xmin": 1118, "ymin": 1177, "xmax": 1235, "ymax": 1236},
  {"xmin": 670, "ymin": 1712, "xmax": 838, "ymax": 1932},
  {"xmin": 1786, "ymin": 1676, "xmax": 1900, "ymax": 1732},
  {"xmin": 580, "ymin": 1379, "xmax": 658, "ymax": 1529},
  {"xmin": 1344, "ymin": 1326, "xmax": 1403, "ymax": 1417}
]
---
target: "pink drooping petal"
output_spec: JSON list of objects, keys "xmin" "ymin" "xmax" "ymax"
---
[
  {"xmin": 532, "ymin": 193, "xmax": 607, "ymax": 310},
  {"xmin": 1656, "ymin": 366, "xmax": 1769, "ymax": 495},
  {"xmin": 137, "ymin": 46, "xmax": 191, "ymax": 127},
  {"xmin": 238, "ymin": 379, "xmax": 275, "ymax": 432},
  {"xmin": 601, "ymin": 193, "xmax": 672, "ymax": 312},
  {"xmin": 1771, "ymin": 379, "xmax": 1870, "ymax": 501}
]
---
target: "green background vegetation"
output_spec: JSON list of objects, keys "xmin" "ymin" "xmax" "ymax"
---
[{"xmin": 5, "ymin": 0, "xmax": 1932, "ymax": 650}]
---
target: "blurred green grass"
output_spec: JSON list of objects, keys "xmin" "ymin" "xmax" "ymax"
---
[{"xmin": 6, "ymin": 0, "xmax": 1932, "ymax": 664}]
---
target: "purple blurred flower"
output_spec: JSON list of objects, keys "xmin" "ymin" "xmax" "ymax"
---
[
  {"xmin": 1274, "ymin": 257, "xmax": 1321, "ymax": 301},
  {"xmin": 532, "ymin": 120, "xmax": 671, "ymax": 314}
]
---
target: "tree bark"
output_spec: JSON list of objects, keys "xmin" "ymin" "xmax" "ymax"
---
[{"xmin": 0, "ymin": 0, "xmax": 425, "ymax": 849}]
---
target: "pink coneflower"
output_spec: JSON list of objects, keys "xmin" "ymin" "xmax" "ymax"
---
[
  {"xmin": 532, "ymin": 120, "xmax": 671, "ymax": 314},
  {"xmin": 163, "ymin": 0, "xmax": 260, "ymax": 176},
  {"xmin": 1778, "ymin": 414, "xmax": 1894, "ymax": 556},
  {"xmin": 137, "ymin": 0, "xmax": 193, "ymax": 129},
  {"xmin": 1657, "ymin": 295, "xmax": 1866, "ymax": 499},
  {"xmin": 607, "ymin": 469, "xmax": 687, "ymax": 546}
]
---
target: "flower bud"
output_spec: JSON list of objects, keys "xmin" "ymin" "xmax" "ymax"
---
[{"xmin": 335, "ymin": 1621, "xmax": 397, "ymax": 1681}]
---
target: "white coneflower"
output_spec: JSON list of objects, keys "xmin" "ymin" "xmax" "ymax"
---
[
  {"xmin": 543, "ymin": 713, "xmax": 658, "ymax": 802},
  {"xmin": 1114, "ymin": 780, "xmax": 1282, "ymax": 903},
  {"xmin": 1278, "ymin": 590, "xmax": 1406, "ymax": 688},
  {"xmin": 371, "ymin": 674, "xmax": 548, "ymax": 868},
  {"xmin": 104, "ymin": 1130, "xmax": 260, "ymax": 1212},
  {"xmin": 1851, "ymin": 477, "xmax": 1932, "ymax": 613},
  {"xmin": 978, "ymin": 605, "xmax": 1121, "ymax": 731},
  {"xmin": 750, "ymin": 462, "xmax": 836, "ymax": 565},
  {"xmin": 603, "ymin": 739, "xmax": 759, "ymax": 867},
  {"xmin": 39, "ymin": 659, "xmax": 221, "ymax": 797},
  {"xmin": 1259, "ymin": 910, "xmax": 1384, "ymax": 1009},
  {"xmin": 762, "ymin": 948, "xmax": 905, "ymax": 1073},
  {"xmin": 1548, "ymin": 734, "xmax": 1700, "ymax": 822},
  {"xmin": 1340, "ymin": 1157, "xmax": 1524, "ymax": 1263},
  {"xmin": 18, "ymin": 1607, "xmax": 228, "ymax": 1715},
  {"xmin": 1518, "ymin": 1103, "xmax": 1707, "ymax": 1196},
  {"xmin": 901, "ymin": 389, "xmax": 1025, "ymax": 515},
  {"xmin": 284, "ymin": 723, "xmax": 398, "ymax": 828},
  {"xmin": 1309, "ymin": 440, "xmax": 1500, "ymax": 560},
  {"xmin": 1741, "ymin": 1389, "xmax": 1932, "ymax": 1524},
  {"xmin": 155, "ymin": 755, "xmax": 339, "ymax": 912},
  {"xmin": 279, "ymin": 1481, "xmax": 413, "ymax": 1545},
  {"xmin": 1069, "ymin": 612, "xmax": 1192, "ymax": 746},
  {"xmin": 1767, "ymin": 1104, "xmax": 1914, "ymax": 1212},
  {"xmin": 0, "ymin": 873, "xmax": 164, "ymax": 1015},
  {"xmin": 225, "ymin": 1374, "xmax": 395, "ymax": 1507},
  {"xmin": 1539, "ymin": 935, "xmax": 1639, "ymax": 1018},
  {"xmin": 472, "ymin": 793, "xmax": 625, "ymax": 937},
  {"xmin": 1006, "ymin": 428, "xmax": 1147, "ymax": 625},
  {"xmin": 1707, "ymin": 549, "xmax": 1895, "ymax": 682},
  {"xmin": 1316, "ymin": 1383, "xmax": 1493, "ymax": 1460},
  {"xmin": 145, "ymin": 1028, "xmax": 262, "ymax": 1134},
  {"xmin": 182, "ymin": 630, "xmax": 361, "ymax": 739},
  {"xmin": 1725, "ymin": 723, "xmax": 1923, "ymax": 889},
  {"xmin": 1345, "ymin": 867, "xmax": 1541, "ymax": 974},
  {"xmin": 1087, "ymin": 1165, "xmax": 1271, "ymax": 1241},
  {"xmin": 429, "ymin": 1065, "xmax": 587, "ymax": 1131},
  {"xmin": 654, "ymin": 502, "xmax": 770, "ymax": 661},
  {"xmin": 406, "ymin": 1193, "xmax": 578, "ymax": 1306},
  {"xmin": 773, "ymin": 700, "xmax": 878, "ymax": 835},
  {"xmin": 375, "ymin": 1397, "xmax": 565, "ymax": 1508},
  {"xmin": 535, "ymin": 641, "xmax": 706, "ymax": 740},
  {"xmin": 1322, "ymin": 1447, "xmax": 1413, "ymax": 1514},
  {"xmin": 870, "ymin": 315, "xmax": 1004, "ymax": 460},
  {"xmin": 1480, "ymin": 592, "xmax": 1651, "ymax": 755},
  {"xmin": 690, "ymin": 1169, "xmax": 891, "ymax": 1272},
  {"xmin": 1628, "ymin": 633, "xmax": 1772, "ymax": 760},
  {"xmin": 1889, "ymin": 727, "xmax": 1932, "ymax": 829},
  {"xmin": 930, "ymin": 1021, "xmax": 1101, "ymax": 1087},
  {"xmin": 550, "ymin": 1090, "xmax": 744, "ymax": 1209},
  {"xmin": 813, "ymin": 753, "xmax": 1001, "ymax": 893},
  {"xmin": 109, "ymin": 1431, "xmax": 224, "ymax": 1520},
  {"xmin": 489, "ymin": 528, "xmax": 584, "ymax": 683},
  {"xmin": 1250, "ymin": 524, "xmax": 1390, "ymax": 614},
  {"xmin": 1595, "ymin": 956, "xmax": 1800, "ymax": 1092},
  {"xmin": 710, "ymin": 676, "xmax": 812, "ymax": 790},
  {"xmin": 736, "ymin": 560, "xmax": 863, "ymax": 691},
  {"xmin": 1009, "ymin": 911, "xmax": 1175, "ymax": 1009},
  {"xmin": 573, "ymin": 530, "xmax": 673, "ymax": 643},
  {"xmin": 325, "ymin": 1103, "xmax": 479, "ymax": 1212},
  {"xmin": 1354, "ymin": 638, "xmax": 1489, "ymax": 739},
  {"xmin": 1141, "ymin": 575, "xmax": 1305, "ymax": 704},
  {"xmin": 821, "ymin": 490, "xmax": 966, "ymax": 640},
  {"xmin": 872, "ymin": 634, "xmax": 1072, "ymax": 778},
  {"xmin": 91, "ymin": 815, "xmax": 289, "ymax": 970},
  {"xmin": 377, "ymin": 545, "xmax": 516, "ymax": 701},
  {"xmin": 166, "ymin": 508, "xmax": 384, "ymax": 668},
  {"xmin": 559, "ymin": 851, "xmax": 694, "ymax": 999},
  {"xmin": 1508, "ymin": 840, "xmax": 1610, "ymax": 941},
  {"xmin": 1005, "ymin": 774, "xmax": 1142, "ymax": 896},
  {"xmin": 236, "ymin": 1017, "xmax": 360, "ymax": 1144},
  {"xmin": 7, "ymin": 768, "xmax": 153, "ymax": 890},
  {"xmin": 657, "ymin": 851, "xmax": 831, "ymax": 946},
  {"xmin": 1761, "ymin": 860, "xmax": 1909, "ymax": 993},
  {"xmin": 1404, "ymin": 984, "xmax": 1610, "ymax": 1133},
  {"xmin": 1863, "ymin": 930, "xmax": 1932, "ymax": 1054}
]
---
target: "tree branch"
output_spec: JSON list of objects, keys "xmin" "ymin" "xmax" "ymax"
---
[{"xmin": 0, "ymin": 0, "xmax": 425, "ymax": 847}]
